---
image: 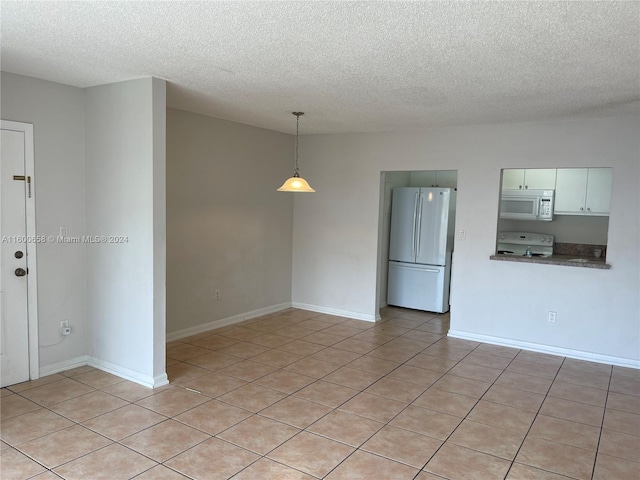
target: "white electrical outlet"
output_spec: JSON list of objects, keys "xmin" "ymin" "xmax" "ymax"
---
[
  {"xmin": 60, "ymin": 320, "xmax": 71, "ymax": 335},
  {"xmin": 548, "ymin": 311, "xmax": 557, "ymax": 323},
  {"xmin": 215, "ymin": 289, "xmax": 221, "ymax": 300}
]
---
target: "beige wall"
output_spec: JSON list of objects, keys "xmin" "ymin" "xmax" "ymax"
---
[
  {"xmin": 292, "ymin": 115, "xmax": 640, "ymax": 365},
  {"xmin": 4, "ymin": 70, "xmax": 637, "ymax": 370},
  {"xmin": 2, "ymin": 73, "xmax": 167, "ymax": 383},
  {"xmin": 166, "ymin": 108, "xmax": 294, "ymax": 336},
  {"xmin": 85, "ymin": 78, "xmax": 167, "ymax": 386},
  {"xmin": 1, "ymin": 72, "xmax": 87, "ymax": 371}
]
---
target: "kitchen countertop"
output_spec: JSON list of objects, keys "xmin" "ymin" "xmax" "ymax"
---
[{"xmin": 489, "ymin": 253, "xmax": 610, "ymax": 269}]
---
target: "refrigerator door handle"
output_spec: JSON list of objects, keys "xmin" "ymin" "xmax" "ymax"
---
[
  {"xmin": 412, "ymin": 192, "xmax": 419, "ymax": 257},
  {"xmin": 416, "ymin": 194, "xmax": 424, "ymax": 258},
  {"xmin": 395, "ymin": 265, "xmax": 441, "ymax": 273}
]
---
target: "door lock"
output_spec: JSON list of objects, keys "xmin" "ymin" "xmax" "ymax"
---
[
  {"xmin": 15, "ymin": 268, "xmax": 27, "ymax": 277},
  {"xmin": 15, "ymin": 251, "xmax": 24, "ymax": 259}
]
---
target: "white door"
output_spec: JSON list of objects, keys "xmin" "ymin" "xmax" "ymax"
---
[
  {"xmin": 502, "ymin": 169, "xmax": 525, "ymax": 190},
  {"xmin": 387, "ymin": 262, "xmax": 448, "ymax": 313},
  {"xmin": 389, "ymin": 187, "xmax": 420, "ymax": 263},
  {"xmin": 416, "ymin": 188, "xmax": 450, "ymax": 266},
  {"xmin": 1, "ymin": 122, "xmax": 38, "ymax": 387},
  {"xmin": 523, "ymin": 169, "xmax": 557, "ymax": 190},
  {"xmin": 585, "ymin": 168, "xmax": 613, "ymax": 215},
  {"xmin": 554, "ymin": 168, "xmax": 588, "ymax": 214}
]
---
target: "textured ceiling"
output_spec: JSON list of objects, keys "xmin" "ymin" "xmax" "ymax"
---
[{"xmin": 1, "ymin": 1, "xmax": 639, "ymax": 134}]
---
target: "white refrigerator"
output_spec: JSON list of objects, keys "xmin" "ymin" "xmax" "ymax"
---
[{"xmin": 387, "ymin": 187, "xmax": 456, "ymax": 313}]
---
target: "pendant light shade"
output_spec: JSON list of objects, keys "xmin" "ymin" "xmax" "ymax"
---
[
  {"xmin": 277, "ymin": 174, "xmax": 316, "ymax": 192},
  {"xmin": 277, "ymin": 112, "xmax": 315, "ymax": 192}
]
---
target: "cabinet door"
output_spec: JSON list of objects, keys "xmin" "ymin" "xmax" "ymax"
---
[
  {"xmin": 502, "ymin": 169, "xmax": 525, "ymax": 189},
  {"xmin": 434, "ymin": 170, "xmax": 457, "ymax": 188},
  {"xmin": 555, "ymin": 168, "xmax": 588, "ymax": 214},
  {"xmin": 524, "ymin": 169, "xmax": 556, "ymax": 190},
  {"xmin": 409, "ymin": 171, "xmax": 436, "ymax": 187},
  {"xmin": 585, "ymin": 168, "xmax": 612, "ymax": 215}
]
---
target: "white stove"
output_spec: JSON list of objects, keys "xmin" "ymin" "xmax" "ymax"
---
[{"xmin": 497, "ymin": 231, "xmax": 554, "ymax": 257}]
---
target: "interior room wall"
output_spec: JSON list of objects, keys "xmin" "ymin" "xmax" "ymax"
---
[
  {"xmin": 84, "ymin": 78, "xmax": 167, "ymax": 386},
  {"xmin": 1, "ymin": 72, "xmax": 88, "ymax": 373},
  {"xmin": 292, "ymin": 115, "xmax": 640, "ymax": 365},
  {"xmin": 166, "ymin": 108, "xmax": 294, "ymax": 338}
]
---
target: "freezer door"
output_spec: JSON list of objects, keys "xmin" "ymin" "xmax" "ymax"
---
[
  {"xmin": 389, "ymin": 187, "xmax": 420, "ymax": 263},
  {"xmin": 416, "ymin": 188, "xmax": 451, "ymax": 266},
  {"xmin": 387, "ymin": 261, "xmax": 450, "ymax": 313}
]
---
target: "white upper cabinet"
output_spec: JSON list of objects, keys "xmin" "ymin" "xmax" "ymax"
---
[
  {"xmin": 554, "ymin": 168, "xmax": 612, "ymax": 215},
  {"xmin": 585, "ymin": 168, "xmax": 613, "ymax": 215},
  {"xmin": 409, "ymin": 170, "xmax": 457, "ymax": 188},
  {"xmin": 502, "ymin": 169, "xmax": 525, "ymax": 189},
  {"xmin": 502, "ymin": 169, "xmax": 556, "ymax": 190},
  {"xmin": 554, "ymin": 169, "xmax": 588, "ymax": 213},
  {"xmin": 409, "ymin": 171, "xmax": 436, "ymax": 186}
]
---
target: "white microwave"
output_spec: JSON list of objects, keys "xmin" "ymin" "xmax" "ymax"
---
[{"xmin": 500, "ymin": 189, "xmax": 555, "ymax": 221}]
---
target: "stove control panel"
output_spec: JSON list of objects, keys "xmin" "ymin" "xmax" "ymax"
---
[{"xmin": 498, "ymin": 232, "xmax": 555, "ymax": 246}]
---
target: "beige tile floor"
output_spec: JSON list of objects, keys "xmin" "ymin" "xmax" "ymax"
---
[{"xmin": 1, "ymin": 307, "xmax": 639, "ymax": 479}]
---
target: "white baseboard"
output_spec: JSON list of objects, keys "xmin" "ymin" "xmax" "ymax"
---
[
  {"xmin": 166, "ymin": 302, "xmax": 292, "ymax": 342},
  {"xmin": 292, "ymin": 302, "xmax": 376, "ymax": 322},
  {"xmin": 86, "ymin": 357, "xmax": 168, "ymax": 388},
  {"xmin": 36, "ymin": 301, "xmax": 380, "ymax": 389},
  {"xmin": 447, "ymin": 330, "xmax": 640, "ymax": 369},
  {"xmin": 37, "ymin": 355, "xmax": 168, "ymax": 388},
  {"xmin": 38, "ymin": 355, "xmax": 91, "ymax": 377}
]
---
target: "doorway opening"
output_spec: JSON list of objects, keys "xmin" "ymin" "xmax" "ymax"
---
[{"xmin": 376, "ymin": 170, "xmax": 458, "ymax": 319}]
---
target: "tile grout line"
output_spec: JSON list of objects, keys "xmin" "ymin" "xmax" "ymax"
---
[
  {"xmin": 221, "ymin": 311, "xmax": 446, "ymax": 478},
  {"xmin": 4, "ymin": 308, "xmax": 637, "ymax": 479},
  {"xmin": 589, "ymin": 365, "xmax": 614, "ymax": 480},
  {"xmin": 410, "ymin": 342, "xmax": 517, "ymax": 478},
  {"xmin": 502, "ymin": 354, "xmax": 567, "ymax": 479},
  {"xmin": 297, "ymin": 328, "xmax": 473, "ymax": 478}
]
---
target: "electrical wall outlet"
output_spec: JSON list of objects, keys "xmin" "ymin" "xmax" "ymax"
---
[
  {"xmin": 215, "ymin": 289, "xmax": 221, "ymax": 300},
  {"xmin": 548, "ymin": 311, "xmax": 557, "ymax": 323},
  {"xmin": 60, "ymin": 320, "xmax": 71, "ymax": 335}
]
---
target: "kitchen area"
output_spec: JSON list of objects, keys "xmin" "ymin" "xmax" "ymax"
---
[
  {"xmin": 378, "ymin": 166, "xmax": 614, "ymax": 317},
  {"xmin": 492, "ymin": 167, "xmax": 612, "ymax": 269}
]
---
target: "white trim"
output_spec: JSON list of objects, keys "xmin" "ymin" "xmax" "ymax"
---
[
  {"xmin": 448, "ymin": 330, "xmax": 640, "ymax": 369},
  {"xmin": 291, "ymin": 302, "xmax": 377, "ymax": 322},
  {"xmin": 38, "ymin": 354, "xmax": 169, "ymax": 388},
  {"xmin": 166, "ymin": 302, "xmax": 292, "ymax": 342},
  {"xmin": 87, "ymin": 356, "xmax": 168, "ymax": 388},
  {"xmin": 1, "ymin": 120, "xmax": 39, "ymax": 381},
  {"xmin": 38, "ymin": 355, "xmax": 90, "ymax": 377}
]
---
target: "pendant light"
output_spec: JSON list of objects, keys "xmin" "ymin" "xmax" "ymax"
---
[{"xmin": 277, "ymin": 112, "xmax": 316, "ymax": 192}]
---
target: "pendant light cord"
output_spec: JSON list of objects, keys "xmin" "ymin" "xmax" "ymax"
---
[{"xmin": 293, "ymin": 112, "xmax": 303, "ymax": 178}]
